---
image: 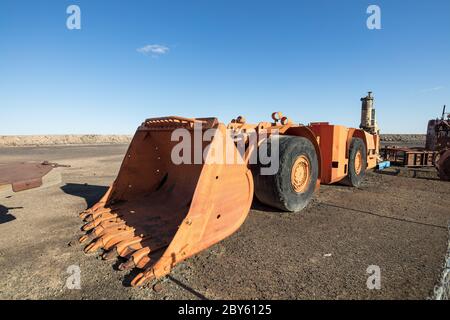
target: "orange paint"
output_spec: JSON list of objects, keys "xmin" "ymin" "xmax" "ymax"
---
[{"xmin": 78, "ymin": 113, "xmax": 379, "ymax": 286}]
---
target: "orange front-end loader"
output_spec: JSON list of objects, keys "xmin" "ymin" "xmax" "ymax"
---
[{"xmin": 78, "ymin": 93, "xmax": 380, "ymax": 286}]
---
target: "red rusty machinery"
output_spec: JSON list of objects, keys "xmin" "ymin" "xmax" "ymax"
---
[{"xmin": 383, "ymin": 105, "xmax": 450, "ymax": 180}]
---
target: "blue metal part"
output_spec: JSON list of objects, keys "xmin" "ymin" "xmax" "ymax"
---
[{"xmin": 377, "ymin": 161, "xmax": 391, "ymax": 170}]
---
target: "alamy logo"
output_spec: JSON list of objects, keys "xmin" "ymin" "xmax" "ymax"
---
[
  {"xmin": 366, "ymin": 265, "xmax": 381, "ymax": 290},
  {"xmin": 366, "ymin": 5, "xmax": 381, "ymax": 30},
  {"xmin": 66, "ymin": 265, "xmax": 81, "ymax": 289},
  {"xmin": 170, "ymin": 124, "xmax": 280, "ymax": 175},
  {"xmin": 66, "ymin": 5, "xmax": 81, "ymax": 30}
]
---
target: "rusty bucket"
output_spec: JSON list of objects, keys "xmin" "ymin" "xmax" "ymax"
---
[{"xmin": 79, "ymin": 116, "xmax": 254, "ymax": 286}]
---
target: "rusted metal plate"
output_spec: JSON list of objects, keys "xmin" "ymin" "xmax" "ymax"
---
[
  {"xmin": 381, "ymin": 146, "xmax": 439, "ymax": 167},
  {"xmin": 0, "ymin": 162, "xmax": 66, "ymax": 192}
]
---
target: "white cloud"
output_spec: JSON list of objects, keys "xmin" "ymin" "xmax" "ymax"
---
[
  {"xmin": 421, "ymin": 86, "xmax": 444, "ymax": 93},
  {"xmin": 137, "ymin": 44, "xmax": 170, "ymax": 57}
]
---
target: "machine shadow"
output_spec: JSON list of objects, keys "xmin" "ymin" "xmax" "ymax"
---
[
  {"xmin": 374, "ymin": 169, "xmax": 400, "ymax": 176},
  {"xmin": 321, "ymin": 202, "xmax": 446, "ymax": 229},
  {"xmin": 0, "ymin": 205, "xmax": 16, "ymax": 224},
  {"xmin": 167, "ymin": 275, "xmax": 209, "ymax": 300},
  {"xmin": 60, "ymin": 183, "xmax": 109, "ymax": 208},
  {"xmin": 251, "ymin": 196, "xmax": 283, "ymax": 213}
]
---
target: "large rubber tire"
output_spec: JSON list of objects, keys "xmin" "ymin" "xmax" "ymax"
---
[
  {"xmin": 253, "ymin": 135, "xmax": 319, "ymax": 212},
  {"xmin": 342, "ymin": 137, "xmax": 367, "ymax": 187}
]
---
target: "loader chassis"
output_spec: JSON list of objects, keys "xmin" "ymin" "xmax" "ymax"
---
[
  {"xmin": 307, "ymin": 123, "xmax": 378, "ymax": 184},
  {"xmin": 77, "ymin": 112, "xmax": 379, "ymax": 287}
]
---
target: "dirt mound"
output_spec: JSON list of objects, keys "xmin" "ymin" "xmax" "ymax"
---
[
  {"xmin": 0, "ymin": 135, "xmax": 132, "ymax": 147},
  {"xmin": 380, "ymin": 134, "xmax": 426, "ymax": 148},
  {"xmin": 0, "ymin": 134, "xmax": 426, "ymax": 148},
  {"xmin": 380, "ymin": 134, "xmax": 426, "ymax": 143}
]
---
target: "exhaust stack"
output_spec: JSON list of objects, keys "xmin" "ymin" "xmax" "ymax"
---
[{"xmin": 360, "ymin": 91, "xmax": 378, "ymax": 134}]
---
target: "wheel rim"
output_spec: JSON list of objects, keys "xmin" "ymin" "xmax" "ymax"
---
[
  {"xmin": 355, "ymin": 150, "xmax": 363, "ymax": 175},
  {"xmin": 291, "ymin": 155, "xmax": 311, "ymax": 193}
]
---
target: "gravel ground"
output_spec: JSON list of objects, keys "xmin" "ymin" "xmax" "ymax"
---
[{"xmin": 0, "ymin": 144, "xmax": 449, "ymax": 300}]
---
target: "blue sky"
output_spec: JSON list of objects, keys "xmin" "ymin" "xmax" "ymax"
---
[{"xmin": 1, "ymin": 0, "xmax": 449, "ymax": 134}]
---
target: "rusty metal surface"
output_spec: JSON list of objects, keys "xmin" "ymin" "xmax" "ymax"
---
[
  {"xmin": 436, "ymin": 149, "xmax": 450, "ymax": 181},
  {"xmin": 435, "ymin": 119, "xmax": 450, "ymax": 151},
  {"xmin": 0, "ymin": 161, "xmax": 68, "ymax": 192},
  {"xmin": 381, "ymin": 146, "xmax": 439, "ymax": 167},
  {"xmin": 425, "ymin": 106, "xmax": 450, "ymax": 153},
  {"xmin": 431, "ymin": 108, "xmax": 450, "ymax": 181}
]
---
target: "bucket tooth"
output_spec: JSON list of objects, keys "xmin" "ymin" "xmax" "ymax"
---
[
  {"xmin": 90, "ymin": 214, "xmax": 120, "ymax": 226},
  {"xmin": 102, "ymin": 249, "xmax": 118, "ymax": 261},
  {"xmin": 79, "ymin": 206, "xmax": 99, "ymax": 219},
  {"xmin": 93, "ymin": 220, "xmax": 123, "ymax": 231},
  {"xmin": 83, "ymin": 208, "xmax": 112, "ymax": 222},
  {"xmin": 131, "ymin": 270, "xmax": 155, "ymax": 287},
  {"xmin": 118, "ymin": 247, "xmax": 151, "ymax": 271},
  {"xmin": 119, "ymin": 246, "xmax": 139, "ymax": 258},
  {"xmin": 103, "ymin": 230, "xmax": 136, "ymax": 250},
  {"xmin": 130, "ymin": 247, "xmax": 151, "ymax": 267},
  {"xmin": 84, "ymin": 239, "xmax": 104, "ymax": 253},
  {"xmin": 113, "ymin": 234, "xmax": 170, "ymax": 259},
  {"xmin": 79, "ymin": 206, "xmax": 103, "ymax": 220},
  {"xmin": 79, "ymin": 234, "xmax": 93, "ymax": 244},
  {"xmin": 84, "ymin": 229, "xmax": 133, "ymax": 253},
  {"xmin": 95, "ymin": 223, "xmax": 128, "ymax": 237},
  {"xmin": 83, "ymin": 215, "xmax": 95, "ymax": 223},
  {"xmin": 114, "ymin": 237, "xmax": 143, "ymax": 257},
  {"xmin": 91, "ymin": 207, "xmax": 113, "ymax": 217},
  {"xmin": 136, "ymin": 255, "xmax": 152, "ymax": 269},
  {"xmin": 82, "ymin": 217, "xmax": 122, "ymax": 231},
  {"xmin": 118, "ymin": 259, "xmax": 136, "ymax": 271},
  {"xmin": 79, "ymin": 224, "xmax": 127, "ymax": 244},
  {"xmin": 79, "ymin": 211, "xmax": 90, "ymax": 220},
  {"xmin": 82, "ymin": 221, "xmax": 98, "ymax": 232}
]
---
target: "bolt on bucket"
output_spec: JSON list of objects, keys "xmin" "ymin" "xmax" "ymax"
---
[{"xmin": 79, "ymin": 116, "xmax": 254, "ymax": 286}]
